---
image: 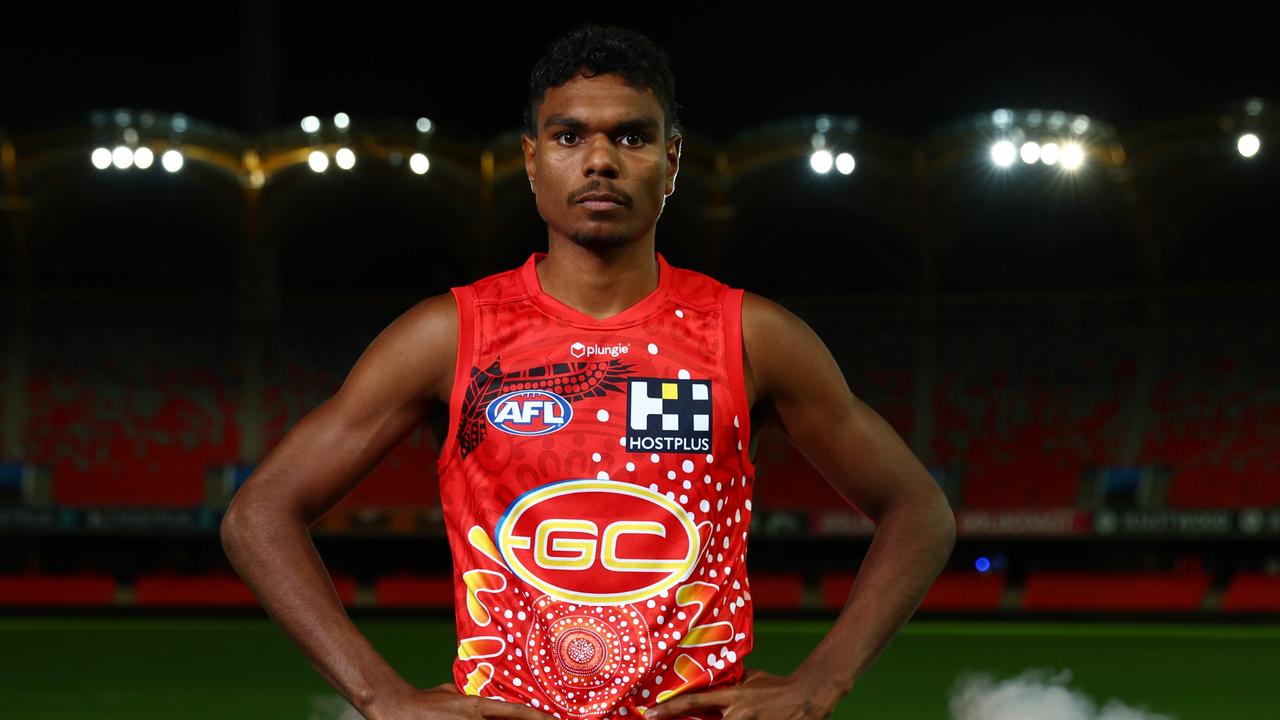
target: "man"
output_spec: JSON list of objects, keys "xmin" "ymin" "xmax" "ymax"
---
[{"xmin": 221, "ymin": 23, "xmax": 955, "ymax": 720}]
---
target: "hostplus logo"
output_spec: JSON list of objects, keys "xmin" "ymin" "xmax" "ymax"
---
[{"xmin": 570, "ymin": 341, "xmax": 630, "ymax": 359}]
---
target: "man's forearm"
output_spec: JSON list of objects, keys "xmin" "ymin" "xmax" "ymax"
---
[
  {"xmin": 221, "ymin": 507, "xmax": 416, "ymax": 716},
  {"xmin": 791, "ymin": 489, "xmax": 956, "ymax": 696}
]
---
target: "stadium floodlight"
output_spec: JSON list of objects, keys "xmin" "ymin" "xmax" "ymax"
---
[
  {"xmin": 301, "ymin": 115, "xmax": 321, "ymax": 133},
  {"xmin": 809, "ymin": 149, "xmax": 834, "ymax": 174},
  {"xmin": 307, "ymin": 150, "xmax": 329, "ymax": 172},
  {"xmin": 409, "ymin": 152, "xmax": 430, "ymax": 175},
  {"xmin": 1040, "ymin": 142, "xmax": 1061, "ymax": 165},
  {"xmin": 111, "ymin": 146, "xmax": 134, "ymax": 169},
  {"xmin": 335, "ymin": 147, "xmax": 356, "ymax": 170},
  {"xmin": 1237, "ymin": 133, "xmax": 1261, "ymax": 158},
  {"xmin": 990, "ymin": 140, "xmax": 1017, "ymax": 168},
  {"xmin": 1060, "ymin": 142, "xmax": 1085, "ymax": 170},
  {"xmin": 416, "ymin": 117, "xmax": 433, "ymax": 134},
  {"xmin": 333, "ymin": 112, "xmax": 350, "ymax": 130},
  {"xmin": 161, "ymin": 149, "xmax": 183, "ymax": 172},
  {"xmin": 1020, "ymin": 141, "xmax": 1041, "ymax": 164},
  {"xmin": 91, "ymin": 147, "xmax": 112, "ymax": 170},
  {"xmin": 835, "ymin": 152, "xmax": 855, "ymax": 175},
  {"xmin": 133, "ymin": 146, "xmax": 155, "ymax": 170}
]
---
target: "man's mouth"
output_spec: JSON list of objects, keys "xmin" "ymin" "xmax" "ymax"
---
[{"xmin": 579, "ymin": 199, "xmax": 624, "ymax": 211}]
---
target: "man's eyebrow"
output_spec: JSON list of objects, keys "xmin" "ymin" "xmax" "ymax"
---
[{"xmin": 543, "ymin": 115, "xmax": 660, "ymax": 134}]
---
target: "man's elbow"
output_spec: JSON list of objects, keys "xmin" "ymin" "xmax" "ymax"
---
[
  {"xmin": 219, "ymin": 492, "xmax": 268, "ymax": 555},
  {"xmin": 931, "ymin": 486, "xmax": 958, "ymax": 555},
  {"xmin": 220, "ymin": 502, "xmax": 248, "ymax": 557}
]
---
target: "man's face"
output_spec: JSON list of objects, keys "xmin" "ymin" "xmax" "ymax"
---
[{"xmin": 522, "ymin": 71, "xmax": 681, "ymax": 251}]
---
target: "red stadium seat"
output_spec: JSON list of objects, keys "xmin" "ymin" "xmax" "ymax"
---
[
  {"xmin": 133, "ymin": 571, "xmax": 358, "ymax": 607},
  {"xmin": 374, "ymin": 574, "xmax": 456, "ymax": 608},
  {"xmin": 1221, "ymin": 572, "xmax": 1280, "ymax": 612},
  {"xmin": 1021, "ymin": 571, "xmax": 1210, "ymax": 611},
  {"xmin": 822, "ymin": 571, "xmax": 1005, "ymax": 611},
  {"xmin": 746, "ymin": 572, "xmax": 804, "ymax": 609},
  {"xmin": 134, "ymin": 572, "xmax": 259, "ymax": 607},
  {"xmin": 0, "ymin": 573, "xmax": 117, "ymax": 606}
]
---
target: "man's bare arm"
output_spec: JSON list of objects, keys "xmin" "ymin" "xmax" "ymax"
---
[
  {"xmin": 220, "ymin": 292, "xmax": 457, "ymax": 717},
  {"xmin": 744, "ymin": 291, "xmax": 956, "ymax": 697}
]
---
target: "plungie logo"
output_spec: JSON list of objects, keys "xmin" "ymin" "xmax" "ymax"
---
[
  {"xmin": 570, "ymin": 341, "xmax": 630, "ymax": 358},
  {"xmin": 494, "ymin": 479, "xmax": 701, "ymax": 604},
  {"xmin": 486, "ymin": 390, "xmax": 572, "ymax": 436}
]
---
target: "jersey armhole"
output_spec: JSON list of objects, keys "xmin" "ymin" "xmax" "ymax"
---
[
  {"xmin": 436, "ymin": 285, "xmax": 475, "ymax": 475},
  {"xmin": 724, "ymin": 286, "xmax": 757, "ymax": 479}
]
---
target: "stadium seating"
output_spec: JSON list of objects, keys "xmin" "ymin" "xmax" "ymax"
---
[
  {"xmin": 25, "ymin": 315, "xmax": 240, "ymax": 507},
  {"xmin": 1221, "ymin": 572, "xmax": 1280, "ymax": 612},
  {"xmin": 0, "ymin": 573, "xmax": 117, "ymax": 606},
  {"xmin": 744, "ymin": 572, "xmax": 804, "ymax": 609},
  {"xmin": 822, "ymin": 571, "xmax": 1006, "ymax": 611},
  {"xmin": 373, "ymin": 573, "xmax": 456, "ymax": 608},
  {"xmin": 1021, "ymin": 570, "xmax": 1211, "ymax": 611},
  {"xmin": 132, "ymin": 571, "xmax": 358, "ymax": 608}
]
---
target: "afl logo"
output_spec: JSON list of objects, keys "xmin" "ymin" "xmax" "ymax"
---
[
  {"xmin": 486, "ymin": 390, "xmax": 572, "ymax": 436},
  {"xmin": 495, "ymin": 479, "xmax": 702, "ymax": 605}
]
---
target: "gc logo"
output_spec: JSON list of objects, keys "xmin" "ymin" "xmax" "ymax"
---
[{"xmin": 494, "ymin": 479, "xmax": 702, "ymax": 605}]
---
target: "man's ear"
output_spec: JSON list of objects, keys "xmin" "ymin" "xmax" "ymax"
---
[
  {"xmin": 665, "ymin": 133, "xmax": 682, "ymax": 197},
  {"xmin": 521, "ymin": 133, "xmax": 537, "ymax": 193}
]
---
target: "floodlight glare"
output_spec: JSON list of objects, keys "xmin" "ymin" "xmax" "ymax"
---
[
  {"xmin": 810, "ymin": 150, "xmax": 833, "ymax": 174},
  {"xmin": 308, "ymin": 150, "xmax": 329, "ymax": 172},
  {"xmin": 161, "ymin": 150, "xmax": 183, "ymax": 173},
  {"xmin": 112, "ymin": 146, "xmax": 133, "ymax": 169},
  {"xmin": 91, "ymin": 147, "xmax": 112, "ymax": 170},
  {"xmin": 991, "ymin": 140, "xmax": 1017, "ymax": 168},
  {"xmin": 409, "ymin": 153, "xmax": 430, "ymax": 174},
  {"xmin": 835, "ymin": 152, "xmax": 856, "ymax": 175},
  {"xmin": 1060, "ymin": 143, "xmax": 1085, "ymax": 170},
  {"xmin": 1020, "ymin": 142, "xmax": 1041, "ymax": 164},
  {"xmin": 1040, "ymin": 142, "xmax": 1061, "ymax": 165},
  {"xmin": 133, "ymin": 146, "xmax": 155, "ymax": 169},
  {"xmin": 334, "ymin": 112, "xmax": 350, "ymax": 130},
  {"xmin": 1237, "ymin": 133, "xmax": 1261, "ymax": 158},
  {"xmin": 335, "ymin": 147, "xmax": 356, "ymax": 170},
  {"xmin": 301, "ymin": 115, "xmax": 321, "ymax": 133}
]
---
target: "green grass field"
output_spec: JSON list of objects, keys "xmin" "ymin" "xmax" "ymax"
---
[{"xmin": 2, "ymin": 617, "xmax": 1276, "ymax": 719}]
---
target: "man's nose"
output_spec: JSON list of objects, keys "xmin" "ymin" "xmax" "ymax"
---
[{"xmin": 582, "ymin": 134, "xmax": 620, "ymax": 177}]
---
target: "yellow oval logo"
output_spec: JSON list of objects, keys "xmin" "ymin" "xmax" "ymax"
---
[{"xmin": 494, "ymin": 479, "xmax": 701, "ymax": 605}]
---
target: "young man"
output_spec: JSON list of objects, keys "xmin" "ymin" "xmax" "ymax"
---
[{"xmin": 221, "ymin": 23, "xmax": 955, "ymax": 720}]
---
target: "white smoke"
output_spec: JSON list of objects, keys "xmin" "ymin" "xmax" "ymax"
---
[
  {"xmin": 949, "ymin": 667, "xmax": 1176, "ymax": 720},
  {"xmin": 311, "ymin": 668, "xmax": 1178, "ymax": 720}
]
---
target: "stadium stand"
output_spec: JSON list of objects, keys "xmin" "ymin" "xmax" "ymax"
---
[
  {"xmin": 1021, "ymin": 570, "xmax": 1211, "ymax": 611},
  {"xmin": 25, "ymin": 311, "xmax": 240, "ymax": 507}
]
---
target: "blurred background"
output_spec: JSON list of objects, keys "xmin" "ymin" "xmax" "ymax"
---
[{"xmin": 1, "ymin": 4, "xmax": 1277, "ymax": 719}]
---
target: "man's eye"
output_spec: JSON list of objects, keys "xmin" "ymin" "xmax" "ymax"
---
[
  {"xmin": 556, "ymin": 131, "xmax": 579, "ymax": 144},
  {"xmin": 620, "ymin": 133, "xmax": 646, "ymax": 147}
]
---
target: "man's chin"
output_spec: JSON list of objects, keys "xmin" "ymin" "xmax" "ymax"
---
[{"xmin": 568, "ymin": 229, "xmax": 632, "ymax": 250}]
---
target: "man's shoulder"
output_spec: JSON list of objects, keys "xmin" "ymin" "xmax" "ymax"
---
[
  {"xmin": 381, "ymin": 291, "xmax": 459, "ymax": 363},
  {"xmin": 665, "ymin": 260, "xmax": 736, "ymax": 311},
  {"xmin": 458, "ymin": 261, "xmax": 529, "ymax": 304},
  {"xmin": 741, "ymin": 290, "xmax": 798, "ymax": 335}
]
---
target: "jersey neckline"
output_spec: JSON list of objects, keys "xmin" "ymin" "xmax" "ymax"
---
[{"xmin": 519, "ymin": 250, "xmax": 673, "ymax": 329}]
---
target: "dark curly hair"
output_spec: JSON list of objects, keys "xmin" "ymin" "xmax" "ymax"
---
[{"xmin": 524, "ymin": 23, "xmax": 682, "ymax": 141}]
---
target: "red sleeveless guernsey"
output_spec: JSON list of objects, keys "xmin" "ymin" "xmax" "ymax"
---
[{"xmin": 437, "ymin": 250, "xmax": 758, "ymax": 720}]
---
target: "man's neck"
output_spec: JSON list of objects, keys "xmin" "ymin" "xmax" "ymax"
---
[{"xmin": 536, "ymin": 239, "xmax": 659, "ymax": 321}]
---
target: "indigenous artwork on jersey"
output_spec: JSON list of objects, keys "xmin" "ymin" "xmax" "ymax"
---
[{"xmin": 440, "ymin": 252, "xmax": 757, "ymax": 719}]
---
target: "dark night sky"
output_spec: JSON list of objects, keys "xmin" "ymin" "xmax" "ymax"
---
[{"xmin": 3, "ymin": 5, "xmax": 1275, "ymax": 143}]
